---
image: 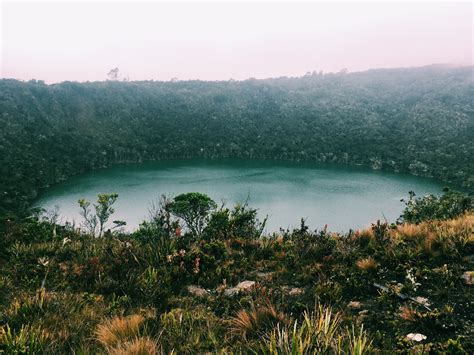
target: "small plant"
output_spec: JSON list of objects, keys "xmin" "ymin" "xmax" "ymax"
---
[
  {"xmin": 159, "ymin": 307, "xmax": 223, "ymax": 353},
  {"xmin": 399, "ymin": 305, "xmax": 419, "ymax": 322},
  {"xmin": 0, "ymin": 324, "xmax": 50, "ymax": 354},
  {"xmin": 229, "ymin": 301, "xmax": 288, "ymax": 340},
  {"xmin": 356, "ymin": 257, "xmax": 378, "ymax": 271},
  {"xmin": 347, "ymin": 324, "xmax": 372, "ymax": 355},
  {"xmin": 78, "ymin": 193, "xmax": 125, "ymax": 237},
  {"xmin": 110, "ymin": 336, "xmax": 158, "ymax": 355},
  {"xmin": 255, "ymin": 305, "xmax": 371, "ymax": 354},
  {"xmin": 95, "ymin": 314, "xmax": 145, "ymax": 350}
]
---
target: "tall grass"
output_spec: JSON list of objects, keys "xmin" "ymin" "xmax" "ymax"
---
[{"xmin": 254, "ymin": 305, "xmax": 371, "ymax": 354}]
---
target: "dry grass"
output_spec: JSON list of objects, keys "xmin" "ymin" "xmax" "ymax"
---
[
  {"xmin": 109, "ymin": 336, "xmax": 158, "ymax": 355},
  {"xmin": 387, "ymin": 213, "xmax": 474, "ymax": 257},
  {"xmin": 96, "ymin": 314, "xmax": 145, "ymax": 349},
  {"xmin": 392, "ymin": 213, "xmax": 473, "ymax": 240},
  {"xmin": 352, "ymin": 228, "xmax": 375, "ymax": 244},
  {"xmin": 391, "ymin": 223, "xmax": 426, "ymax": 239},
  {"xmin": 356, "ymin": 257, "xmax": 378, "ymax": 271},
  {"xmin": 229, "ymin": 301, "xmax": 288, "ymax": 340}
]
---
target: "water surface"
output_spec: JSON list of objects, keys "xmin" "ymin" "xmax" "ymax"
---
[{"xmin": 37, "ymin": 159, "xmax": 444, "ymax": 232}]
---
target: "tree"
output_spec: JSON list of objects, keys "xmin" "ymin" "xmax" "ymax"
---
[
  {"xmin": 168, "ymin": 192, "xmax": 217, "ymax": 238},
  {"xmin": 107, "ymin": 67, "xmax": 119, "ymax": 80},
  {"xmin": 78, "ymin": 193, "xmax": 124, "ymax": 237}
]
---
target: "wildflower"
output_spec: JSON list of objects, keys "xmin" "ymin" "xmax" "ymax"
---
[
  {"xmin": 62, "ymin": 237, "xmax": 71, "ymax": 246},
  {"xmin": 178, "ymin": 249, "xmax": 186, "ymax": 257},
  {"xmin": 406, "ymin": 333, "xmax": 427, "ymax": 342},
  {"xmin": 166, "ymin": 255, "xmax": 173, "ymax": 263},
  {"xmin": 406, "ymin": 268, "xmax": 421, "ymax": 290}
]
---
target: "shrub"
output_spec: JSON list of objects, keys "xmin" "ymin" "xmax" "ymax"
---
[
  {"xmin": 399, "ymin": 189, "xmax": 472, "ymax": 224},
  {"xmin": 169, "ymin": 192, "xmax": 217, "ymax": 238}
]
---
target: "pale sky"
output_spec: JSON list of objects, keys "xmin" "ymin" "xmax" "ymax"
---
[{"xmin": 1, "ymin": 1, "xmax": 472, "ymax": 83}]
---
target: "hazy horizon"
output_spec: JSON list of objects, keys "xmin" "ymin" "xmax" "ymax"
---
[{"xmin": 1, "ymin": 1, "xmax": 472, "ymax": 83}]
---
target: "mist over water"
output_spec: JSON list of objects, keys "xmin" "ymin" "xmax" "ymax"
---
[{"xmin": 37, "ymin": 160, "xmax": 444, "ymax": 232}]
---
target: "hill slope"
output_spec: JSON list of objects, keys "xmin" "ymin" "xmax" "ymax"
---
[{"xmin": 1, "ymin": 65, "xmax": 473, "ymax": 216}]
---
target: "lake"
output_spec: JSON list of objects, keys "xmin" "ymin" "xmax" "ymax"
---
[{"xmin": 36, "ymin": 159, "xmax": 445, "ymax": 232}]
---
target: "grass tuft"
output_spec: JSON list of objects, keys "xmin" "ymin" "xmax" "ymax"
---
[{"xmin": 96, "ymin": 314, "xmax": 145, "ymax": 349}]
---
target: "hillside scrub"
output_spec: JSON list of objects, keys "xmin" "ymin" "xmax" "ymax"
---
[{"xmin": 1, "ymin": 191, "xmax": 473, "ymax": 353}]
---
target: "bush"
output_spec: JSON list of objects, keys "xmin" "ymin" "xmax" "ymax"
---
[{"xmin": 399, "ymin": 189, "xmax": 472, "ymax": 224}]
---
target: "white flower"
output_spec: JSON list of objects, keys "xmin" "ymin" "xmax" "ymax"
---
[
  {"xmin": 406, "ymin": 333, "xmax": 427, "ymax": 342},
  {"xmin": 406, "ymin": 269, "xmax": 415, "ymax": 283}
]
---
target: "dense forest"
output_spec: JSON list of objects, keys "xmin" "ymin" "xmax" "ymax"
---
[{"xmin": 1, "ymin": 65, "xmax": 473, "ymax": 217}]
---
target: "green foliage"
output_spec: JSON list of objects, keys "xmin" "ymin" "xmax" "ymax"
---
[
  {"xmin": 1, "ymin": 66, "xmax": 473, "ymax": 217},
  {"xmin": 255, "ymin": 306, "xmax": 371, "ymax": 354},
  {"xmin": 78, "ymin": 193, "xmax": 123, "ymax": 237},
  {"xmin": 399, "ymin": 189, "xmax": 472, "ymax": 224},
  {"xmin": 134, "ymin": 195, "xmax": 178, "ymax": 241},
  {"xmin": 0, "ymin": 324, "xmax": 50, "ymax": 354},
  {"xmin": 169, "ymin": 192, "xmax": 217, "ymax": 238},
  {"xmin": 0, "ymin": 196, "xmax": 473, "ymax": 353},
  {"xmin": 158, "ymin": 307, "xmax": 223, "ymax": 353}
]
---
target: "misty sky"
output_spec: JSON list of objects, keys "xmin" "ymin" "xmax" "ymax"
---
[{"xmin": 1, "ymin": 1, "xmax": 472, "ymax": 83}]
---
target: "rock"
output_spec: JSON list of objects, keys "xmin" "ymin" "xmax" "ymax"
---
[
  {"xmin": 288, "ymin": 287, "xmax": 304, "ymax": 296},
  {"xmin": 406, "ymin": 333, "xmax": 427, "ymax": 342},
  {"xmin": 347, "ymin": 301, "xmax": 362, "ymax": 309},
  {"xmin": 224, "ymin": 280, "xmax": 256, "ymax": 296},
  {"xmin": 236, "ymin": 280, "xmax": 256, "ymax": 290},
  {"xmin": 187, "ymin": 285, "xmax": 210, "ymax": 298},
  {"xmin": 414, "ymin": 296, "xmax": 431, "ymax": 308},
  {"xmin": 461, "ymin": 271, "xmax": 474, "ymax": 285},
  {"xmin": 256, "ymin": 272, "xmax": 275, "ymax": 280}
]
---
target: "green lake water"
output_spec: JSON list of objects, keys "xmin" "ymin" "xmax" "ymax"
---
[{"xmin": 36, "ymin": 159, "xmax": 445, "ymax": 232}]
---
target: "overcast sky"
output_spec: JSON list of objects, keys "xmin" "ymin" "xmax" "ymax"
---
[{"xmin": 1, "ymin": 1, "xmax": 472, "ymax": 83}]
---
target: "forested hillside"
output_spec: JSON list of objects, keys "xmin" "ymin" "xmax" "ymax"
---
[{"xmin": 1, "ymin": 65, "xmax": 473, "ymax": 216}]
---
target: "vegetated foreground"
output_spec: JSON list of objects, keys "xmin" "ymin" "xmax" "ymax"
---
[{"xmin": 0, "ymin": 191, "xmax": 473, "ymax": 353}]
